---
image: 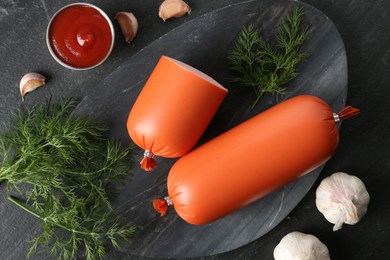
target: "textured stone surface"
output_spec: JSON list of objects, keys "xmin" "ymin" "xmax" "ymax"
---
[
  {"xmin": 73, "ymin": 1, "xmax": 347, "ymax": 258},
  {"xmin": 0, "ymin": 0, "xmax": 389, "ymax": 260}
]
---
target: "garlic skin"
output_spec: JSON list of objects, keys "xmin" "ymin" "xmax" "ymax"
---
[
  {"xmin": 115, "ymin": 12, "xmax": 138, "ymax": 43},
  {"xmin": 158, "ymin": 0, "xmax": 191, "ymax": 22},
  {"xmin": 316, "ymin": 172, "xmax": 370, "ymax": 231},
  {"xmin": 274, "ymin": 231, "xmax": 330, "ymax": 260},
  {"xmin": 19, "ymin": 72, "xmax": 45, "ymax": 101}
]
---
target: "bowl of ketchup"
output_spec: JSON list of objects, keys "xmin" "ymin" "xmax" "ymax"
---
[{"xmin": 46, "ymin": 3, "xmax": 114, "ymax": 70}]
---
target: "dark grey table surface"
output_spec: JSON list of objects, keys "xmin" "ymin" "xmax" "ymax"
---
[{"xmin": 0, "ymin": 0, "xmax": 389, "ymax": 260}]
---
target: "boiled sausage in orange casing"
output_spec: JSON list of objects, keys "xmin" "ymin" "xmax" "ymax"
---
[
  {"xmin": 127, "ymin": 56, "xmax": 228, "ymax": 171},
  {"xmin": 154, "ymin": 95, "xmax": 359, "ymax": 225}
]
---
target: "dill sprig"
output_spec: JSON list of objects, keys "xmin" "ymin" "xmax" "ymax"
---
[
  {"xmin": 228, "ymin": 6, "xmax": 310, "ymax": 108},
  {"xmin": 0, "ymin": 99, "xmax": 137, "ymax": 260}
]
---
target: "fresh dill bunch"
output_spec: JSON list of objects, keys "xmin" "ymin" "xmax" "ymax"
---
[
  {"xmin": 0, "ymin": 98, "xmax": 137, "ymax": 260},
  {"xmin": 228, "ymin": 6, "xmax": 310, "ymax": 108}
]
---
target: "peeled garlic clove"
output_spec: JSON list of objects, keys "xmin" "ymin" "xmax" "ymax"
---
[
  {"xmin": 19, "ymin": 72, "xmax": 45, "ymax": 101},
  {"xmin": 158, "ymin": 0, "xmax": 191, "ymax": 22},
  {"xmin": 316, "ymin": 172, "xmax": 370, "ymax": 231},
  {"xmin": 115, "ymin": 12, "xmax": 138, "ymax": 43},
  {"xmin": 274, "ymin": 231, "xmax": 330, "ymax": 260}
]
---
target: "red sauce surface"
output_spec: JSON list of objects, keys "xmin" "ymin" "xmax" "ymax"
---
[{"xmin": 48, "ymin": 5, "xmax": 113, "ymax": 69}]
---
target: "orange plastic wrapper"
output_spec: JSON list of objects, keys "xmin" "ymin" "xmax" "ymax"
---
[
  {"xmin": 127, "ymin": 56, "xmax": 228, "ymax": 171},
  {"xmin": 154, "ymin": 95, "xmax": 360, "ymax": 224}
]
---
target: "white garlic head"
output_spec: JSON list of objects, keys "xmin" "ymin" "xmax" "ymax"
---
[
  {"xmin": 316, "ymin": 172, "xmax": 370, "ymax": 231},
  {"xmin": 273, "ymin": 231, "xmax": 330, "ymax": 260}
]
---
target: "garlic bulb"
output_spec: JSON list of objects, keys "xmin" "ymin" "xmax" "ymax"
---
[
  {"xmin": 19, "ymin": 72, "xmax": 45, "ymax": 101},
  {"xmin": 274, "ymin": 231, "xmax": 330, "ymax": 260},
  {"xmin": 316, "ymin": 172, "xmax": 370, "ymax": 231}
]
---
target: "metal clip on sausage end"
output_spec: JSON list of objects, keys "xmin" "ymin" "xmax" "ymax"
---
[
  {"xmin": 140, "ymin": 150, "xmax": 157, "ymax": 171},
  {"xmin": 153, "ymin": 196, "xmax": 172, "ymax": 217},
  {"xmin": 334, "ymin": 106, "xmax": 360, "ymax": 123}
]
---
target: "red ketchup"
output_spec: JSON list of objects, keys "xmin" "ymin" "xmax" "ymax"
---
[{"xmin": 47, "ymin": 4, "xmax": 113, "ymax": 69}]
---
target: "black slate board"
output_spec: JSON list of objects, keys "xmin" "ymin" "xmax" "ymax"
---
[{"xmin": 72, "ymin": 0, "xmax": 348, "ymax": 258}]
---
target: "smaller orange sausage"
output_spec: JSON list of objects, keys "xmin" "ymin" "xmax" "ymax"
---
[
  {"xmin": 127, "ymin": 56, "xmax": 228, "ymax": 171},
  {"xmin": 154, "ymin": 95, "xmax": 360, "ymax": 224}
]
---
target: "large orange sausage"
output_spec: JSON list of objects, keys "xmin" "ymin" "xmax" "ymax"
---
[
  {"xmin": 154, "ymin": 95, "xmax": 359, "ymax": 225},
  {"xmin": 127, "ymin": 56, "xmax": 228, "ymax": 171}
]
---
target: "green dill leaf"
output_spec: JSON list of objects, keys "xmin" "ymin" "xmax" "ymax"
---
[
  {"xmin": 228, "ymin": 5, "xmax": 310, "ymax": 108},
  {"xmin": 1, "ymin": 98, "xmax": 137, "ymax": 260}
]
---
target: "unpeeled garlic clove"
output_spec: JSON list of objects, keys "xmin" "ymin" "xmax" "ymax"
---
[
  {"xmin": 158, "ymin": 0, "xmax": 191, "ymax": 22},
  {"xmin": 273, "ymin": 231, "xmax": 330, "ymax": 260},
  {"xmin": 316, "ymin": 172, "xmax": 370, "ymax": 231},
  {"xmin": 115, "ymin": 12, "xmax": 138, "ymax": 43},
  {"xmin": 19, "ymin": 72, "xmax": 46, "ymax": 101}
]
